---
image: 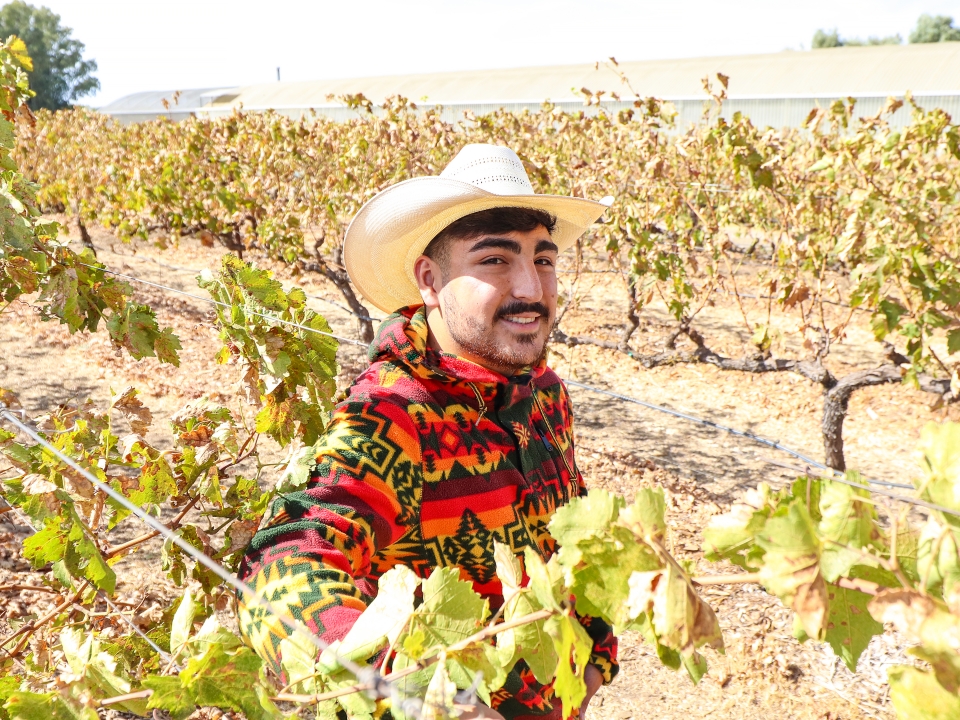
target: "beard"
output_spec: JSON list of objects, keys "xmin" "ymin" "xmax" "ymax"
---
[{"xmin": 441, "ymin": 295, "xmax": 552, "ymax": 375}]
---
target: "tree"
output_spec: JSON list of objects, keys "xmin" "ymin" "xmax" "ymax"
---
[
  {"xmin": 0, "ymin": 1, "xmax": 98, "ymax": 109},
  {"xmin": 812, "ymin": 28, "xmax": 901, "ymax": 48},
  {"xmin": 909, "ymin": 13, "xmax": 960, "ymax": 43},
  {"xmin": 812, "ymin": 29, "xmax": 842, "ymax": 48}
]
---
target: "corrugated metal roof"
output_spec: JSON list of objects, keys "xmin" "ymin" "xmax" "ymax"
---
[
  {"xmin": 99, "ymin": 87, "xmax": 236, "ymax": 115},
  {"xmin": 199, "ymin": 42, "xmax": 960, "ymax": 112}
]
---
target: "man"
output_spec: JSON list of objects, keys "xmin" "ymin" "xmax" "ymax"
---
[{"xmin": 238, "ymin": 144, "xmax": 618, "ymax": 719}]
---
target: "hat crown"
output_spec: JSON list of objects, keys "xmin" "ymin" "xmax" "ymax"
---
[{"xmin": 439, "ymin": 144, "xmax": 535, "ymax": 196}]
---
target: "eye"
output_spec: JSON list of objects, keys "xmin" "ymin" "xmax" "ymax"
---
[
  {"xmin": 480, "ymin": 256, "xmax": 506, "ymax": 265},
  {"xmin": 535, "ymin": 257, "xmax": 555, "ymax": 266}
]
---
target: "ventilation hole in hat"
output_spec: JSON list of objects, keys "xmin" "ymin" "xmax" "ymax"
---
[
  {"xmin": 449, "ymin": 156, "xmax": 526, "ymax": 173},
  {"xmin": 472, "ymin": 174, "xmax": 533, "ymax": 186}
]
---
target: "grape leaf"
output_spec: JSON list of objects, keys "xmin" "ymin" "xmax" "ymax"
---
[
  {"xmin": 618, "ymin": 488, "xmax": 668, "ymax": 543},
  {"xmin": 524, "ymin": 548, "xmax": 564, "ymax": 612},
  {"xmin": 916, "ymin": 422, "xmax": 960, "ymax": 522},
  {"xmin": 109, "ymin": 386, "xmax": 153, "ymax": 435},
  {"xmin": 59, "ymin": 628, "xmax": 147, "ymax": 715},
  {"xmin": 625, "ymin": 563, "xmax": 723, "ymax": 669},
  {"xmin": 756, "ymin": 499, "xmax": 827, "ymax": 639},
  {"xmin": 498, "ymin": 589, "xmax": 557, "ymax": 685},
  {"xmin": 548, "ymin": 489, "xmax": 624, "ymax": 546},
  {"xmin": 818, "ymin": 472, "xmax": 880, "ymax": 582},
  {"xmin": 888, "ymin": 666, "xmax": 960, "ymax": 720},
  {"xmin": 3, "ymin": 692, "xmax": 97, "ymax": 720},
  {"xmin": 143, "ymin": 675, "xmax": 195, "ymax": 720},
  {"xmin": 170, "ymin": 589, "xmax": 196, "ymax": 656},
  {"xmin": 869, "ymin": 588, "xmax": 960, "ymax": 693},
  {"xmin": 406, "ymin": 566, "xmax": 488, "ymax": 651},
  {"xmin": 493, "ymin": 540, "xmax": 522, "ymax": 597},
  {"xmin": 0, "ymin": 677, "xmax": 19, "ymax": 720},
  {"xmin": 64, "ymin": 521, "xmax": 116, "ymax": 594},
  {"xmin": 702, "ymin": 483, "xmax": 776, "ymax": 570},
  {"xmin": 545, "ymin": 614, "xmax": 592, "ymax": 719},
  {"xmin": 180, "ymin": 643, "xmax": 279, "ymax": 720},
  {"xmin": 318, "ymin": 565, "xmax": 419, "ymax": 671},
  {"xmin": 421, "ymin": 660, "xmax": 457, "ymax": 720},
  {"xmin": 21, "ymin": 517, "xmax": 67, "ymax": 567},
  {"xmin": 824, "ymin": 580, "xmax": 883, "ymax": 671}
]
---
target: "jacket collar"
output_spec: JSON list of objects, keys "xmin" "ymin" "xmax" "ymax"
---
[{"xmin": 369, "ymin": 305, "xmax": 547, "ymax": 387}]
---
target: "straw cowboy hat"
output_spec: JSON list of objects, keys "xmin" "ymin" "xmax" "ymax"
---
[{"xmin": 343, "ymin": 143, "xmax": 612, "ymax": 313}]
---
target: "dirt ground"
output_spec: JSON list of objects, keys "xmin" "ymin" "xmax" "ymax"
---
[{"xmin": 3, "ymin": 216, "xmax": 959, "ymax": 719}]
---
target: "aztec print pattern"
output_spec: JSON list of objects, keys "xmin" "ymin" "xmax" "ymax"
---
[{"xmin": 238, "ymin": 305, "xmax": 618, "ymax": 719}]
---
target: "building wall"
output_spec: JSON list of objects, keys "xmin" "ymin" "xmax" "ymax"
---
[{"xmin": 194, "ymin": 94, "xmax": 960, "ymax": 131}]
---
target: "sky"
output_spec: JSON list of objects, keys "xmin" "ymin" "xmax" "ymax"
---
[{"xmin": 28, "ymin": 0, "xmax": 960, "ymax": 106}]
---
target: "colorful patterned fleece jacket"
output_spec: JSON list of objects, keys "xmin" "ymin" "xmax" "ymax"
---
[{"xmin": 238, "ymin": 305, "xmax": 618, "ymax": 719}]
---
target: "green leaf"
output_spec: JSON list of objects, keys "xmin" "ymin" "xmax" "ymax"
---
[
  {"xmin": 180, "ymin": 644, "xmax": 278, "ymax": 720},
  {"xmin": 625, "ymin": 563, "xmax": 723, "ymax": 670},
  {"xmin": 618, "ymin": 488, "xmax": 668, "ymax": 543},
  {"xmin": 888, "ymin": 666, "xmax": 960, "ymax": 720},
  {"xmin": 498, "ymin": 589, "xmax": 558, "ymax": 685},
  {"xmin": 64, "ymin": 521, "xmax": 116, "ymax": 594},
  {"xmin": 59, "ymin": 628, "xmax": 147, "ymax": 715},
  {"xmin": 548, "ymin": 489, "xmax": 624, "ymax": 546},
  {"xmin": 947, "ymin": 329, "xmax": 960, "ymax": 356},
  {"xmin": 545, "ymin": 614, "xmax": 592, "ymax": 719},
  {"xmin": 143, "ymin": 675, "xmax": 195, "ymax": 720},
  {"xmin": 406, "ymin": 566, "xmax": 488, "ymax": 652},
  {"xmin": 0, "ymin": 677, "xmax": 20, "ymax": 720},
  {"xmin": 916, "ymin": 422, "xmax": 960, "ymax": 519},
  {"xmin": 818, "ymin": 473, "xmax": 880, "ymax": 582},
  {"xmin": 155, "ymin": 327, "xmax": 182, "ymax": 366},
  {"xmin": 824, "ymin": 581, "xmax": 883, "ymax": 671},
  {"xmin": 756, "ymin": 500, "xmax": 827, "ymax": 639},
  {"xmin": 3, "ymin": 692, "xmax": 97, "ymax": 720},
  {"xmin": 871, "ymin": 298, "xmax": 908, "ymax": 340},
  {"xmin": 702, "ymin": 483, "xmax": 775, "ymax": 570},
  {"xmin": 278, "ymin": 631, "xmax": 319, "ymax": 695},
  {"xmin": 524, "ymin": 548, "xmax": 564, "ymax": 612},
  {"xmin": 21, "ymin": 517, "xmax": 67, "ymax": 567},
  {"xmin": 170, "ymin": 589, "xmax": 197, "ymax": 656},
  {"xmin": 275, "ymin": 441, "xmax": 317, "ymax": 493},
  {"xmin": 918, "ymin": 518, "xmax": 960, "ymax": 593}
]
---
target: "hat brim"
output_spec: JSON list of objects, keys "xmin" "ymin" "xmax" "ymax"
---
[{"xmin": 343, "ymin": 176, "xmax": 608, "ymax": 313}]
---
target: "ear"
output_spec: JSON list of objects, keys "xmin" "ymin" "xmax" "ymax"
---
[{"xmin": 413, "ymin": 255, "xmax": 443, "ymax": 309}]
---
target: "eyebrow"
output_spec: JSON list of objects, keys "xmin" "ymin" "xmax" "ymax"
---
[
  {"xmin": 468, "ymin": 237, "xmax": 522, "ymax": 254},
  {"xmin": 466, "ymin": 237, "xmax": 559, "ymax": 255}
]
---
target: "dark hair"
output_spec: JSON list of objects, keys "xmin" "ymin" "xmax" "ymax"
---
[{"xmin": 422, "ymin": 206, "xmax": 557, "ymax": 270}]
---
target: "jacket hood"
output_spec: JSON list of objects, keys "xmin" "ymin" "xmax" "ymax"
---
[{"xmin": 368, "ymin": 304, "xmax": 547, "ymax": 386}]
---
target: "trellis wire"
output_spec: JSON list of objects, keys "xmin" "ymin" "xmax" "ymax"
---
[
  {"xmin": 96, "ymin": 589, "xmax": 178, "ymax": 668},
  {"xmin": 562, "ymin": 379, "xmax": 913, "ymax": 491},
  {"xmin": 760, "ymin": 455, "xmax": 960, "ymax": 520},
  {"xmin": 0, "ymin": 408, "xmax": 402, "ymax": 708}
]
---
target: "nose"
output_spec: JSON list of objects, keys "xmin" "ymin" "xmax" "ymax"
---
[{"xmin": 510, "ymin": 257, "xmax": 544, "ymax": 302}]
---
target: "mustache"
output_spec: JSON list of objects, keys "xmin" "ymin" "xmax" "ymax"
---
[{"xmin": 494, "ymin": 301, "xmax": 551, "ymax": 321}]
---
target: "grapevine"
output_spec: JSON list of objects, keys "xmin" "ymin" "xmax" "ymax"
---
[{"xmin": 3, "ymin": 35, "xmax": 960, "ymax": 720}]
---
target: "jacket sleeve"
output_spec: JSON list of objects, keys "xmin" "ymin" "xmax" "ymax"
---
[
  {"xmin": 237, "ymin": 396, "xmax": 422, "ymax": 674},
  {"xmin": 561, "ymin": 386, "xmax": 620, "ymax": 685}
]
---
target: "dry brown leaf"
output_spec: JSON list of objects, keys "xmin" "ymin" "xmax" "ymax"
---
[{"xmin": 110, "ymin": 386, "xmax": 153, "ymax": 435}]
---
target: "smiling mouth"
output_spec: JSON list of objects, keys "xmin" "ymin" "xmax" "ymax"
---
[{"xmin": 501, "ymin": 314, "xmax": 540, "ymax": 326}]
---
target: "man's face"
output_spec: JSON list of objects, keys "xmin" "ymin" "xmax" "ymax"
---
[{"xmin": 415, "ymin": 226, "xmax": 559, "ymax": 376}]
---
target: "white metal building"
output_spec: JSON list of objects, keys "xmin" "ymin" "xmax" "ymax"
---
[{"xmin": 101, "ymin": 42, "xmax": 960, "ymax": 128}]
